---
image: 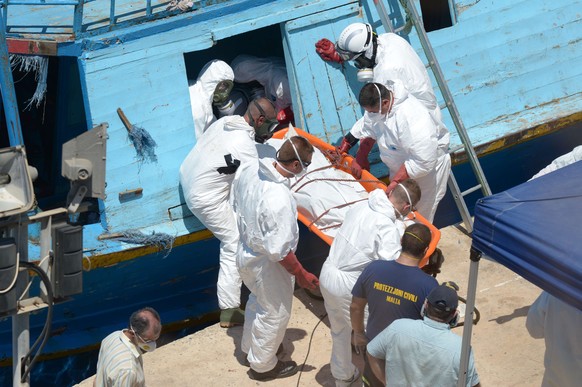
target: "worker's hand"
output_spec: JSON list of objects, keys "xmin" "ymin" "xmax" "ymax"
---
[
  {"xmin": 355, "ymin": 151, "xmax": 370, "ymax": 172},
  {"xmin": 337, "ymin": 137, "xmax": 352, "ymax": 154},
  {"xmin": 280, "ymin": 251, "xmax": 319, "ymax": 291},
  {"xmin": 315, "ymin": 38, "xmax": 344, "ymax": 64},
  {"xmin": 386, "ymin": 180, "xmax": 398, "ymax": 195},
  {"xmin": 325, "ymin": 148, "xmax": 343, "ymax": 165},
  {"xmin": 354, "ymin": 137, "xmax": 375, "ymax": 172},
  {"xmin": 386, "ymin": 164, "xmax": 410, "ymax": 194},
  {"xmin": 351, "ymin": 159, "xmax": 363, "ymax": 179},
  {"xmin": 296, "ymin": 270, "xmax": 319, "ymax": 291},
  {"xmin": 351, "ymin": 331, "xmax": 368, "ymax": 355}
]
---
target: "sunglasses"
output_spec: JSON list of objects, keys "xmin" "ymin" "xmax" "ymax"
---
[{"xmin": 131, "ymin": 326, "xmax": 158, "ymax": 344}]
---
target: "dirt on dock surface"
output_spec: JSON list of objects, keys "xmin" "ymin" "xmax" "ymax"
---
[{"xmin": 77, "ymin": 225, "xmax": 545, "ymax": 386}]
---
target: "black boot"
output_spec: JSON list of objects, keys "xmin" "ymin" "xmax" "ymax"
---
[
  {"xmin": 242, "ymin": 343, "xmax": 285, "ymax": 367},
  {"xmin": 248, "ymin": 360, "xmax": 298, "ymax": 381}
]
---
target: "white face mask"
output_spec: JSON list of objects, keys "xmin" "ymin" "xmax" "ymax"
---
[
  {"xmin": 367, "ymin": 83, "xmax": 387, "ymax": 123},
  {"xmin": 275, "ymin": 160, "xmax": 307, "ymax": 178},
  {"xmin": 131, "ymin": 327, "xmax": 158, "ymax": 353},
  {"xmin": 137, "ymin": 340, "xmax": 157, "ymax": 353},
  {"xmin": 367, "ymin": 111, "xmax": 386, "ymax": 123}
]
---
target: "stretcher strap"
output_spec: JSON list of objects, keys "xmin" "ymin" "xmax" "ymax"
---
[{"xmin": 308, "ymin": 198, "xmax": 368, "ymax": 229}]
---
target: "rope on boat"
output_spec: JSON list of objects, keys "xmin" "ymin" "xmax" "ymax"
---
[
  {"xmin": 9, "ymin": 54, "xmax": 48, "ymax": 110},
  {"xmin": 100, "ymin": 229, "xmax": 175, "ymax": 258},
  {"xmin": 117, "ymin": 108, "xmax": 158, "ymax": 164}
]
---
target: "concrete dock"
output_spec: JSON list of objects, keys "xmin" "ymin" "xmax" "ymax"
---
[{"xmin": 77, "ymin": 225, "xmax": 545, "ymax": 386}]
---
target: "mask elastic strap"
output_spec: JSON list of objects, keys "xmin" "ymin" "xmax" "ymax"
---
[
  {"xmin": 276, "ymin": 160, "xmax": 297, "ymax": 177},
  {"xmin": 373, "ymin": 83, "xmax": 382, "ymax": 114},
  {"xmin": 398, "ymin": 183, "xmax": 413, "ymax": 210},
  {"xmin": 288, "ymin": 138, "xmax": 305, "ymax": 173}
]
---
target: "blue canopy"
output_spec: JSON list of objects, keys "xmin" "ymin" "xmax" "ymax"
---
[{"xmin": 471, "ymin": 160, "xmax": 582, "ymax": 311}]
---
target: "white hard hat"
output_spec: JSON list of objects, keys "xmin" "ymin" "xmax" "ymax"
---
[{"xmin": 336, "ymin": 23, "xmax": 373, "ymax": 61}]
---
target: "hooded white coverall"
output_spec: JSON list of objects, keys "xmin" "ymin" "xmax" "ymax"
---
[
  {"xmin": 319, "ymin": 189, "xmax": 405, "ymax": 383},
  {"xmin": 189, "ymin": 60, "xmax": 234, "ymax": 139},
  {"xmin": 231, "ymin": 158, "xmax": 299, "ymax": 373},
  {"xmin": 526, "ymin": 291, "xmax": 582, "ymax": 387},
  {"xmin": 351, "ymin": 81, "xmax": 451, "ymax": 222},
  {"xmin": 231, "ymin": 54, "xmax": 292, "ymax": 111},
  {"xmin": 372, "ymin": 32, "xmax": 448, "ymax": 134},
  {"xmin": 179, "ymin": 115, "xmax": 257, "ymax": 310}
]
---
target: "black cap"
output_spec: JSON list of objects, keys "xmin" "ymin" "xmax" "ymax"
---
[{"xmin": 427, "ymin": 282, "xmax": 458, "ymax": 312}]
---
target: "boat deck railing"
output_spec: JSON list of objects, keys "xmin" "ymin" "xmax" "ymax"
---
[{"xmin": 0, "ymin": 0, "xmax": 206, "ymax": 39}]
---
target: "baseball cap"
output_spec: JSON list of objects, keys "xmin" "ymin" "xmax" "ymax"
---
[{"xmin": 427, "ymin": 282, "xmax": 459, "ymax": 312}]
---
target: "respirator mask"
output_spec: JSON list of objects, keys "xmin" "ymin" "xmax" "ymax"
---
[
  {"xmin": 131, "ymin": 326, "xmax": 158, "ymax": 353},
  {"xmin": 354, "ymin": 38, "xmax": 378, "ymax": 83},
  {"xmin": 250, "ymin": 100, "xmax": 278, "ymax": 143},
  {"xmin": 212, "ymin": 80, "xmax": 234, "ymax": 105}
]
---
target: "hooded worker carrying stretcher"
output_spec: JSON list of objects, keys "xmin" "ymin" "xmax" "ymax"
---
[{"xmin": 338, "ymin": 82, "xmax": 450, "ymax": 222}]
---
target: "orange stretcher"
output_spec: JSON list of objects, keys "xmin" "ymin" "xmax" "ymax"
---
[{"xmin": 272, "ymin": 127, "xmax": 440, "ymax": 268}]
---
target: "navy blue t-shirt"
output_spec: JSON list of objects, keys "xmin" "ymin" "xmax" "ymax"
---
[{"xmin": 352, "ymin": 260, "xmax": 438, "ymax": 340}]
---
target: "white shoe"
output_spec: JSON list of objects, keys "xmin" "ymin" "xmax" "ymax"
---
[{"xmin": 335, "ymin": 368, "xmax": 361, "ymax": 387}]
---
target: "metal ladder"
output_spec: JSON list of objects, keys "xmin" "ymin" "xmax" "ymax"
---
[{"xmin": 373, "ymin": 0, "xmax": 492, "ymax": 233}]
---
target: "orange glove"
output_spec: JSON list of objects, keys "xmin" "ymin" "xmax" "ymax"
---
[
  {"xmin": 315, "ymin": 38, "xmax": 344, "ymax": 64},
  {"xmin": 279, "ymin": 251, "xmax": 319, "ymax": 290}
]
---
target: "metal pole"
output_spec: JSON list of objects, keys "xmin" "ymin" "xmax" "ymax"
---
[
  {"xmin": 373, "ymin": 0, "xmax": 395, "ymax": 33},
  {"xmin": 0, "ymin": 16, "xmax": 24, "ymax": 146},
  {"xmin": 457, "ymin": 247, "xmax": 481, "ymax": 387},
  {"xmin": 11, "ymin": 218, "xmax": 30, "ymax": 387}
]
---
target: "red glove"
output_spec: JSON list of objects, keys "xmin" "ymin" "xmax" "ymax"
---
[
  {"xmin": 386, "ymin": 164, "xmax": 410, "ymax": 194},
  {"xmin": 355, "ymin": 137, "xmax": 375, "ymax": 172},
  {"xmin": 350, "ymin": 159, "xmax": 363, "ymax": 179},
  {"xmin": 279, "ymin": 251, "xmax": 319, "ymax": 290},
  {"xmin": 277, "ymin": 106, "xmax": 294, "ymax": 125},
  {"xmin": 337, "ymin": 137, "xmax": 353, "ymax": 154},
  {"xmin": 315, "ymin": 38, "xmax": 344, "ymax": 64}
]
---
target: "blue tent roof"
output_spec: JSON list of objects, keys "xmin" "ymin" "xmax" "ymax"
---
[{"xmin": 472, "ymin": 161, "xmax": 582, "ymax": 311}]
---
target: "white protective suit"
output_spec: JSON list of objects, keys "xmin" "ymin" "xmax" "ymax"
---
[
  {"xmin": 231, "ymin": 158, "xmax": 299, "ymax": 373},
  {"xmin": 319, "ymin": 188, "xmax": 405, "ymax": 382},
  {"xmin": 351, "ymin": 80, "xmax": 451, "ymax": 222},
  {"xmin": 231, "ymin": 54, "xmax": 292, "ymax": 111},
  {"xmin": 179, "ymin": 115, "xmax": 257, "ymax": 310},
  {"xmin": 529, "ymin": 145, "xmax": 582, "ymax": 180},
  {"xmin": 189, "ymin": 60, "xmax": 234, "ymax": 139},
  {"xmin": 526, "ymin": 291, "xmax": 582, "ymax": 387},
  {"xmin": 372, "ymin": 32, "xmax": 448, "ymax": 134}
]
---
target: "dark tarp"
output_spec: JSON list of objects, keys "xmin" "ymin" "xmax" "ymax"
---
[{"xmin": 471, "ymin": 160, "xmax": 582, "ymax": 311}]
